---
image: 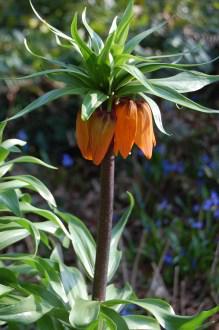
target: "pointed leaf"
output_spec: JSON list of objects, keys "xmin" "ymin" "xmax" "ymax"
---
[
  {"xmin": 150, "ymin": 71, "xmax": 219, "ymax": 93},
  {"xmin": 7, "ymin": 87, "xmax": 87, "ymax": 122},
  {"xmin": 108, "ymin": 192, "xmax": 134, "ymax": 281},
  {"xmin": 122, "ymin": 64, "xmax": 219, "ymax": 114},
  {"xmin": 0, "ymin": 295, "xmax": 51, "ymax": 324},
  {"xmin": 140, "ymin": 94, "xmax": 170, "ymax": 135},
  {"xmin": 57, "ymin": 211, "xmax": 96, "ymax": 279},
  {"xmin": 82, "ymin": 8, "xmax": 104, "ymax": 54},
  {"xmin": 123, "ymin": 315, "xmax": 161, "ymax": 330},
  {"xmin": 125, "ymin": 22, "xmax": 166, "ymax": 53},
  {"xmin": 7, "ymin": 175, "xmax": 56, "ymax": 207}
]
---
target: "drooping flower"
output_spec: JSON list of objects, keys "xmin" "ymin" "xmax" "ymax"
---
[
  {"xmin": 76, "ymin": 109, "xmax": 115, "ymax": 165},
  {"xmin": 76, "ymin": 99, "xmax": 156, "ymax": 165}
]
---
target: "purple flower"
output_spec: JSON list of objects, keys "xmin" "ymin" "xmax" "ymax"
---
[{"xmin": 62, "ymin": 153, "xmax": 74, "ymax": 168}]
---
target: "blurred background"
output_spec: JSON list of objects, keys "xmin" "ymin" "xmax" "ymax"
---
[{"xmin": 1, "ymin": 0, "xmax": 219, "ymax": 321}]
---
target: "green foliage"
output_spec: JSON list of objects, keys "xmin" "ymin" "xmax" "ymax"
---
[{"xmin": 0, "ymin": 121, "xmax": 218, "ymax": 329}]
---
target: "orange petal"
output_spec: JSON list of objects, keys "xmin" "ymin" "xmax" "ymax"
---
[
  {"xmin": 75, "ymin": 110, "xmax": 92, "ymax": 160},
  {"xmin": 135, "ymin": 101, "xmax": 156, "ymax": 159},
  {"xmin": 114, "ymin": 99, "xmax": 137, "ymax": 158},
  {"xmin": 90, "ymin": 111, "xmax": 115, "ymax": 165}
]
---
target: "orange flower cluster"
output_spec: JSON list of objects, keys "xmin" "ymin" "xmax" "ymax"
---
[{"xmin": 76, "ymin": 99, "xmax": 156, "ymax": 165}]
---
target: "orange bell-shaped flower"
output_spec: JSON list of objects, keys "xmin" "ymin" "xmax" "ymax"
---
[
  {"xmin": 76, "ymin": 99, "xmax": 156, "ymax": 165},
  {"xmin": 114, "ymin": 99, "xmax": 137, "ymax": 158},
  {"xmin": 135, "ymin": 100, "xmax": 156, "ymax": 159},
  {"xmin": 114, "ymin": 99, "xmax": 156, "ymax": 159},
  {"xmin": 76, "ymin": 110, "xmax": 115, "ymax": 165}
]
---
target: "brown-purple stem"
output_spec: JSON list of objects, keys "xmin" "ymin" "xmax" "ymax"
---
[{"xmin": 92, "ymin": 144, "xmax": 115, "ymax": 301}]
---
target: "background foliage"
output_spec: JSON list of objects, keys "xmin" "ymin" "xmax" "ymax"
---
[{"xmin": 0, "ymin": 0, "xmax": 219, "ymax": 324}]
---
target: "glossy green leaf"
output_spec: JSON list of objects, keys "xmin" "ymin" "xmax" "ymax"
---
[
  {"xmin": 71, "ymin": 13, "xmax": 94, "ymax": 61},
  {"xmin": 123, "ymin": 315, "xmax": 161, "ymax": 330},
  {"xmin": 7, "ymin": 175, "xmax": 56, "ymax": 207},
  {"xmin": 0, "ymin": 190, "xmax": 20, "ymax": 216},
  {"xmin": 140, "ymin": 94, "xmax": 170, "ymax": 135},
  {"xmin": 0, "ymin": 295, "xmax": 52, "ymax": 324},
  {"xmin": 0, "ymin": 284, "xmax": 13, "ymax": 297},
  {"xmin": 1, "ymin": 139, "xmax": 26, "ymax": 150},
  {"xmin": 122, "ymin": 64, "xmax": 219, "ymax": 114},
  {"xmin": 115, "ymin": 0, "xmax": 133, "ymax": 48},
  {"xmin": 59, "ymin": 263, "xmax": 88, "ymax": 307},
  {"xmin": 82, "ymin": 8, "xmax": 104, "ymax": 54},
  {"xmin": 0, "ymin": 164, "xmax": 12, "ymax": 178},
  {"xmin": 108, "ymin": 192, "xmax": 134, "ymax": 281},
  {"xmin": 81, "ymin": 92, "xmax": 108, "ymax": 120},
  {"xmin": 0, "ymin": 229, "xmax": 28, "ymax": 250},
  {"xmin": 150, "ymin": 71, "xmax": 219, "ymax": 93},
  {"xmin": 101, "ymin": 306, "xmax": 129, "ymax": 330},
  {"xmin": 69, "ymin": 299, "xmax": 100, "ymax": 328},
  {"xmin": 104, "ymin": 298, "xmax": 219, "ymax": 330},
  {"xmin": 20, "ymin": 202, "xmax": 70, "ymax": 240},
  {"xmin": 7, "ymin": 87, "xmax": 88, "ymax": 122},
  {"xmin": 57, "ymin": 211, "xmax": 96, "ymax": 279},
  {"xmin": 0, "ymin": 123, "xmax": 6, "ymax": 144},
  {"xmin": 6, "ymin": 156, "xmax": 56, "ymax": 169}
]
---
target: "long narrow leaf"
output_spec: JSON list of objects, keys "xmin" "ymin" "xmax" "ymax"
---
[
  {"xmin": 122, "ymin": 64, "xmax": 219, "ymax": 114},
  {"xmin": 125, "ymin": 22, "xmax": 166, "ymax": 54},
  {"xmin": 7, "ymin": 87, "xmax": 87, "ymax": 122}
]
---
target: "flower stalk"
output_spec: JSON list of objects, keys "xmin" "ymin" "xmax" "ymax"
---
[{"xmin": 92, "ymin": 143, "xmax": 115, "ymax": 301}]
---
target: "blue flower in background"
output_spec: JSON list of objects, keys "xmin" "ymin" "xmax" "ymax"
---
[
  {"xmin": 202, "ymin": 190, "xmax": 219, "ymax": 211},
  {"xmin": 158, "ymin": 199, "xmax": 169, "ymax": 211},
  {"xmin": 214, "ymin": 209, "xmax": 219, "ymax": 219},
  {"xmin": 200, "ymin": 153, "xmax": 217, "ymax": 170},
  {"xmin": 164, "ymin": 252, "xmax": 174, "ymax": 265},
  {"xmin": 162, "ymin": 160, "xmax": 185, "ymax": 175},
  {"xmin": 192, "ymin": 204, "xmax": 200, "ymax": 213},
  {"xmin": 120, "ymin": 304, "xmax": 136, "ymax": 316},
  {"xmin": 155, "ymin": 144, "xmax": 166, "ymax": 155},
  {"xmin": 203, "ymin": 198, "xmax": 213, "ymax": 211},
  {"xmin": 16, "ymin": 129, "xmax": 28, "ymax": 141},
  {"xmin": 62, "ymin": 153, "xmax": 74, "ymax": 168},
  {"xmin": 188, "ymin": 218, "xmax": 203, "ymax": 229}
]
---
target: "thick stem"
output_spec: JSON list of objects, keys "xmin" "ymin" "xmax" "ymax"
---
[{"xmin": 92, "ymin": 144, "xmax": 115, "ymax": 301}]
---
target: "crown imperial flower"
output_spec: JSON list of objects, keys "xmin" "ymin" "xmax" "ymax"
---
[{"xmin": 76, "ymin": 99, "xmax": 156, "ymax": 165}]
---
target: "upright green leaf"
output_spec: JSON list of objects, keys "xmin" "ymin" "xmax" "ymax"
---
[
  {"xmin": 82, "ymin": 8, "xmax": 104, "ymax": 54},
  {"xmin": 108, "ymin": 192, "xmax": 134, "ymax": 281},
  {"xmin": 57, "ymin": 211, "xmax": 96, "ymax": 279},
  {"xmin": 115, "ymin": 0, "xmax": 134, "ymax": 48},
  {"xmin": 125, "ymin": 22, "xmax": 166, "ymax": 54}
]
